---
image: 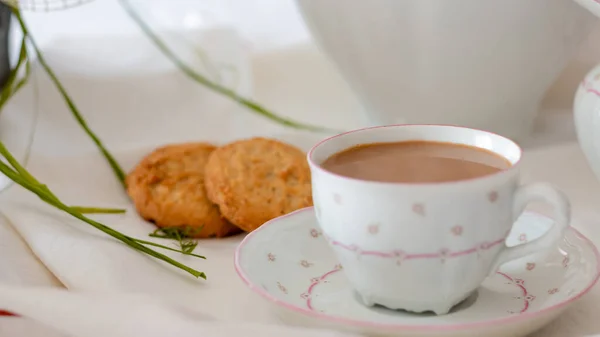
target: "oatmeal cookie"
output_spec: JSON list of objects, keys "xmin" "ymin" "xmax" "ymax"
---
[
  {"xmin": 126, "ymin": 143, "xmax": 240, "ymax": 238},
  {"xmin": 204, "ymin": 137, "xmax": 313, "ymax": 232}
]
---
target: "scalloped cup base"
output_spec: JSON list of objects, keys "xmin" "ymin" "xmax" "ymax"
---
[
  {"xmin": 357, "ymin": 290, "xmax": 474, "ymax": 316},
  {"xmin": 235, "ymin": 208, "xmax": 600, "ymax": 337}
]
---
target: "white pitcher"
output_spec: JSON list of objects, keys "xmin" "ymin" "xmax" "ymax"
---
[
  {"xmin": 296, "ymin": 0, "xmax": 599, "ymax": 142},
  {"xmin": 574, "ymin": 2, "xmax": 600, "ymax": 182}
]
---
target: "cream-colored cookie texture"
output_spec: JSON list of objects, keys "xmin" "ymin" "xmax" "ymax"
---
[
  {"xmin": 204, "ymin": 137, "xmax": 313, "ymax": 232},
  {"xmin": 126, "ymin": 143, "xmax": 240, "ymax": 238}
]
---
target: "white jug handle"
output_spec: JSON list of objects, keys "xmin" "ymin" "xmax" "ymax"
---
[
  {"xmin": 489, "ymin": 183, "xmax": 571, "ymax": 274},
  {"xmin": 575, "ymin": 0, "xmax": 600, "ymax": 18}
]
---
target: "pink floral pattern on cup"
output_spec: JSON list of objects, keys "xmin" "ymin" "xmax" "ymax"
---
[
  {"xmin": 310, "ymin": 228, "xmax": 321, "ymax": 238},
  {"xmin": 439, "ymin": 248, "xmax": 450, "ymax": 263},
  {"xmin": 326, "ymin": 235, "xmax": 506, "ymax": 261},
  {"xmin": 300, "ymin": 260, "xmax": 313, "ymax": 268},
  {"xmin": 368, "ymin": 223, "xmax": 380, "ymax": 234},
  {"xmin": 412, "ymin": 203, "xmax": 426, "ymax": 216},
  {"xmin": 488, "ymin": 191, "xmax": 499, "ymax": 203},
  {"xmin": 451, "ymin": 225, "xmax": 463, "ymax": 236},
  {"xmin": 392, "ymin": 250, "xmax": 407, "ymax": 266}
]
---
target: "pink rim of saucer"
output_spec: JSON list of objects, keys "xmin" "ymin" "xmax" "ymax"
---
[
  {"xmin": 306, "ymin": 123, "xmax": 524, "ymax": 187},
  {"xmin": 234, "ymin": 207, "xmax": 600, "ymax": 332}
]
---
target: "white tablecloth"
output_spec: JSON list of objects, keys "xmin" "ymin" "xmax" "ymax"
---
[{"xmin": 3, "ymin": 1, "xmax": 600, "ymax": 336}]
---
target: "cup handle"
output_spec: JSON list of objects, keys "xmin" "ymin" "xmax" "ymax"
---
[{"xmin": 490, "ymin": 182, "xmax": 571, "ymax": 274}]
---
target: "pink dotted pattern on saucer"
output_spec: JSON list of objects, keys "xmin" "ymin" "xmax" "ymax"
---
[
  {"xmin": 299, "ymin": 265, "xmax": 538, "ymax": 314},
  {"xmin": 263, "ymin": 225, "xmax": 577, "ymax": 316}
]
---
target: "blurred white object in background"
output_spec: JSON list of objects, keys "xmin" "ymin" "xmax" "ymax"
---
[
  {"xmin": 295, "ymin": 0, "xmax": 598, "ymax": 142},
  {"xmin": 575, "ymin": 65, "xmax": 600, "ymax": 180},
  {"xmin": 570, "ymin": 2, "xmax": 600, "ymax": 185}
]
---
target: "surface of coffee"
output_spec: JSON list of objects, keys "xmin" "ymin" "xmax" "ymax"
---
[{"xmin": 321, "ymin": 141, "xmax": 511, "ymax": 183}]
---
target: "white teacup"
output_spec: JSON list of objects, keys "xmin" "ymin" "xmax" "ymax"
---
[{"xmin": 307, "ymin": 125, "xmax": 570, "ymax": 315}]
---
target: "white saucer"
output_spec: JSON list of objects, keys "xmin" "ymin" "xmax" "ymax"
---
[{"xmin": 235, "ymin": 208, "xmax": 600, "ymax": 337}]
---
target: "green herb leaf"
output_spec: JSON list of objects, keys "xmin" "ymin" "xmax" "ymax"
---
[
  {"xmin": 118, "ymin": 0, "xmax": 342, "ymax": 134},
  {"xmin": 0, "ymin": 142, "xmax": 206, "ymax": 278},
  {"xmin": 0, "ymin": 36, "xmax": 27, "ymax": 109},
  {"xmin": 70, "ymin": 206, "xmax": 127, "ymax": 214},
  {"xmin": 11, "ymin": 9, "xmax": 127, "ymax": 188},
  {"xmin": 0, "ymin": 9, "xmax": 206, "ymax": 278},
  {"xmin": 135, "ymin": 238, "xmax": 205, "ymax": 259},
  {"xmin": 148, "ymin": 226, "xmax": 203, "ymax": 258}
]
